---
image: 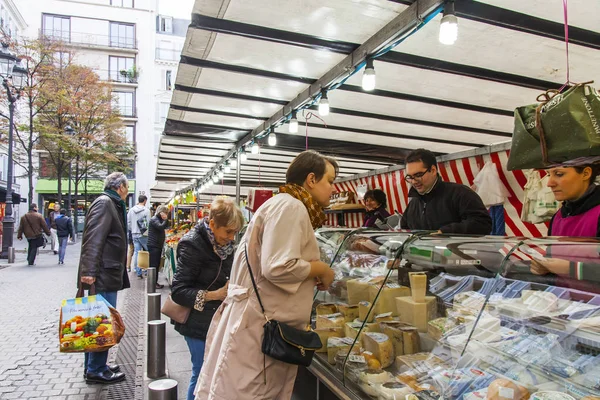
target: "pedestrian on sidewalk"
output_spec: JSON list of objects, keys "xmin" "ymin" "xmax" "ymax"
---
[
  {"xmin": 48, "ymin": 203, "xmax": 60, "ymax": 255},
  {"xmin": 127, "ymin": 195, "xmax": 150, "ymax": 279},
  {"xmin": 78, "ymin": 172, "xmax": 130, "ymax": 385},
  {"xmin": 147, "ymin": 205, "xmax": 169, "ymax": 290},
  {"xmin": 171, "ymin": 197, "xmax": 244, "ymax": 400},
  {"xmin": 126, "ymin": 230, "xmax": 134, "ymax": 272},
  {"xmin": 17, "ymin": 203, "xmax": 51, "ymax": 266},
  {"xmin": 55, "ymin": 208, "xmax": 74, "ymax": 265}
]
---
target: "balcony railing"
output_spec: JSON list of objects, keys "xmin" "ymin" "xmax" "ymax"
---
[
  {"xmin": 95, "ymin": 69, "xmax": 139, "ymax": 84},
  {"xmin": 115, "ymin": 105, "xmax": 137, "ymax": 118},
  {"xmin": 155, "ymin": 48, "xmax": 180, "ymax": 61},
  {"xmin": 40, "ymin": 30, "xmax": 138, "ymax": 50}
]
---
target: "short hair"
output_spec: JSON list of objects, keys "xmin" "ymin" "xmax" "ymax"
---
[
  {"xmin": 286, "ymin": 150, "xmax": 339, "ymax": 186},
  {"xmin": 138, "ymin": 195, "xmax": 147, "ymax": 203},
  {"xmin": 209, "ymin": 197, "xmax": 244, "ymax": 230},
  {"xmin": 60, "ymin": 208, "xmax": 67, "ymax": 215},
  {"xmin": 30, "ymin": 203, "xmax": 37, "ymax": 211},
  {"xmin": 405, "ymin": 148, "xmax": 437, "ymax": 170},
  {"xmin": 104, "ymin": 172, "xmax": 128, "ymax": 191},
  {"xmin": 574, "ymin": 164, "xmax": 600, "ymax": 184},
  {"xmin": 54, "ymin": 203, "xmax": 60, "ymax": 209},
  {"xmin": 156, "ymin": 205, "xmax": 168, "ymax": 215},
  {"xmin": 364, "ymin": 189, "xmax": 387, "ymax": 208}
]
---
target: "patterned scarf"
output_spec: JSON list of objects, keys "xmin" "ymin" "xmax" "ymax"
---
[
  {"xmin": 203, "ymin": 219, "xmax": 235, "ymax": 260},
  {"xmin": 279, "ymin": 183, "xmax": 327, "ymax": 230}
]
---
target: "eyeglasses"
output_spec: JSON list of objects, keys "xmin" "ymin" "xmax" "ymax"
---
[{"xmin": 404, "ymin": 167, "xmax": 431, "ymax": 182}]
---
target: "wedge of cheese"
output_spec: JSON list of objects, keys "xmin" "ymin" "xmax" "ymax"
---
[
  {"xmin": 338, "ymin": 303, "xmax": 360, "ymax": 322},
  {"xmin": 362, "ymin": 332, "xmax": 394, "ymax": 368},
  {"xmin": 327, "ymin": 337, "xmax": 353, "ymax": 364},
  {"xmin": 316, "ymin": 312, "xmax": 345, "ymax": 330},
  {"xmin": 375, "ymin": 312, "xmax": 394, "ymax": 323},
  {"xmin": 368, "ymin": 283, "xmax": 411, "ymax": 316},
  {"xmin": 316, "ymin": 303, "xmax": 338, "ymax": 316},
  {"xmin": 345, "ymin": 322, "xmax": 361, "ymax": 340},
  {"xmin": 347, "ymin": 278, "xmax": 373, "ymax": 305},
  {"xmin": 380, "ymin": 322, "xmax": 405, "ymax": 357},
  {"xmin": 359, "ymin": 301, "xmax": 375, "ymax": 322},
  {"xmin": 401, "ymin": 327, "xmax": 420, "ymax": 355},
  {"xmin": 314, "ymin": 328, "xmax": 343, "ymax": 353},
  {"xmin": 396, "ymin": 296, "xmax": 437, "ymax": 332}
]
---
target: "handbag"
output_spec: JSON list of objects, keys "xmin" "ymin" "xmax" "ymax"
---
[
  {"xmin": 244, "ymin": 246, "xmax": 322, "ymax": 369},
  {"xmin": 508, "ymin": 81, "xmax": 600, "ymax": 170},
  {"xmin": 161, "ymin": 295, "xmax": 191, "ymax": 324},
  {"xmin": 137, "ymin": 215, "xmax": 148, "ymax": 235}
]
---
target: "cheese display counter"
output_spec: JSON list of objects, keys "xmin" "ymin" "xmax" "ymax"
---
[{"xmin": 309, "ymin": 228, "xmax": 600, "ymax": 400}]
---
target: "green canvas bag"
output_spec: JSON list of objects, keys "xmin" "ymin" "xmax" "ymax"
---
[{"xmin": 507, "ymin": 82, "xmax": 600, "ymax": 171}]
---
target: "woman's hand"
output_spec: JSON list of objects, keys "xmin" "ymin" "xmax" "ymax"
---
[
  {"xmin": 315, "ymin": 268, "xmax": 335, "ymax": 291},
  {"xmin": 206, "ymin": 281, "xmax": 229, "ymax": 301},
  {"xmin": 530, "ymin": 258, "xmax": 570, "ymax": 276}
]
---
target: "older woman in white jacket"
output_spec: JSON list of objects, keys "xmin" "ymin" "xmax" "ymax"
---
[{"xmin": 195, "ymin": 150, "xmax": 338, "ymax": 400}]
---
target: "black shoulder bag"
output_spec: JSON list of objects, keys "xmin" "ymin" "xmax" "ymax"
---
[{"xmin": 244, "ymin": 246, "xmax": 322, "ymax": 370}]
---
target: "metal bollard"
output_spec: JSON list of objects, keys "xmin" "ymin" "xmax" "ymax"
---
[
  {"xmin": 148, "ymin": 378, "xmax": 178, "ymax": 400},
  {"xmin": 148, "ymin": 293, "xmax": 161, "ymax": 322},
  {"xmin": 7, "ymin": 247, "xmax": 14, "ymax": 264},
  {"xmin": 147, "ymin": 320, "xmax": 166, "ymax": 379},
  {"xmin": 147, "ymin": 267, "xmax": 157, "ymax": 293}
]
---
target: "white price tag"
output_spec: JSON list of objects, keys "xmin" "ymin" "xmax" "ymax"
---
[
  {"xmin": 498, "ymin": 387, "xmax": 515, "ymax": 399},
  {"xmin": 325, "ymin": 312, "xmax": 342, "ymax": 319},
  {"xmin": 348, "ymin": 355, "xmax": 366, "ymax": 363},
  {"xmin": 376, "ymin": 312, "xmax": 393, "ymax": 319}
]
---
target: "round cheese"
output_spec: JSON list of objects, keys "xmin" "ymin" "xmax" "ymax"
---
[
  {"xmin": 359, "ymin": 369, "xmax": 393, "ymax": 384},
  {"xmin": 378, "ymin": 381, "xmax": 413, "ymax": 399},
  {"xmin": 486, "ymin": 379, "xmax": 529, "ymax": 400}
]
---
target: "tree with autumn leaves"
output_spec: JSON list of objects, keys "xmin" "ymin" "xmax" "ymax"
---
[{"xmin": 3, "ymin": 37, "xmax": 134, "ymax": 212}]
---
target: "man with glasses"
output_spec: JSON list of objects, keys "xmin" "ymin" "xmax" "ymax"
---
[
  {"xmin": 400, "ymin": 149, "xmax": 492, "ymax": 234},
  {"xmin": 78, "ymin": 172, "xmax": 130, "ymax": 384}
]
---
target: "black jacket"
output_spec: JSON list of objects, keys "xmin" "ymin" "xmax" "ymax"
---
[
  {"xmin": 148, "ymin": 215, "xmax": 169, "ymax": 249},
  {"xmin": 55, "ymin": 216, "xmax": 74, "ymax": 238},
  {"xmin": 78, "ymin": 194, "xmax": 131, "ymax": 292},
  {"xmin": 171, "ymin": 223, "xmax": 233, "ymax": 340},
  {"xmin": 401, "ymin": 177, "xmax": 492, "ymax": 235}
]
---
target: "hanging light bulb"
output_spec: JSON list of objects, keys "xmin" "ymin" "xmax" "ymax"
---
[
  {"xmin": 439, "ymin": 1, "xmax": 458, "ymax": 45},
  {"xmin": 230, "ymin": 157, "xmax": 237, "ymax": 168},
  {"xmin": 289, "ymin": 112, "xmax": 298, "ymax": 133},
  {"xmin": 268, "ymin": 132, "xmax": 277, "ymax": 146},
  {"xmin": 318, "ymin": 91, "xmax": 330, "ymax": 116},
  {"xmin": 240, "ymin": 147, "xmax": 248, "ymax": 162},
  {"xmin": 212, "ymin": 174, "xmax": 219, "ymax": 183},
  {"xmin": 251, "ymin": 142, "xmax": 259, "ymax": 154},
  {"xmin": 362, "ymin": 59, "xmax": 376, "ymax": 91},
  {"xmin": 224, "ymin": 162, "xmax": 231, "ymax": 174},
  {"xmin": 218, "ymin": 169, "xmax": 224, "ymax": 179}
]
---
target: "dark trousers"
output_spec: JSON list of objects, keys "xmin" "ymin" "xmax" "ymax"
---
[
  {"xmin": 27, "ymin": 239, "xmax": 40, "ymax": 265},
  {"xmin": 148, "ymin": 246, "xmax": 162, "ymax": 269}
]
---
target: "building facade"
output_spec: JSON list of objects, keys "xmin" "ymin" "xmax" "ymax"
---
[{"xmin": 14, "ymin": 0, "xmax": 192, "ymax": 222}]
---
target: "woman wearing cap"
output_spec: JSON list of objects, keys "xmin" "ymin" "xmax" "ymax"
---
[
  {"xmin": 195, "ymin": 150, "xmax": 337, "ymax": 400},
  {"xmin": 363, "ymin": 189, "xmax": 391, "ymax": 228},
  {"xmin": 530, "ymin": 163, "xmax": 600, "ymax": 284}
]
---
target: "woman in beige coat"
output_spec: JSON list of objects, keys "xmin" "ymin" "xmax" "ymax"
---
[{"xmin": 195, "ymin": 150, "xmax": 338, "ymax": 400}]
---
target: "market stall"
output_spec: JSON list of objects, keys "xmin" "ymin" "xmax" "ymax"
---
[{"xmin": 309, "ymin": 228, "xmax": 600, "ymax": 399}]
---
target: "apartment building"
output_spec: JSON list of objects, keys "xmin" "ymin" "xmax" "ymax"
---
[
  {"xmin": 0, "ymin": 0, "xmax": 27, "ymax": 219},
  {"xmin": 12, "ymin": 0, "xmax": 191, "ymax": 220}
]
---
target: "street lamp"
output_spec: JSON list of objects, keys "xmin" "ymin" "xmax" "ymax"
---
[
  {"xmin": 64, "ymin": 125, "xmax": 75, "ymax": 218},
  {"xmin": 0, "ymin": 44, "xmax": 26, "ymax": 260}
]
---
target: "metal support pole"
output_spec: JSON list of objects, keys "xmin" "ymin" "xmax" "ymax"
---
[
  {"xmin": 147, "ymin": 320, "xmax": 166, "ymax": 379},
  {"xmin": 147, "ymin": 267, "xmax": 157, "ymax": 293},
  {"xmin": 235, "ymin": 156, "xmax": 241, "ymax": 205},
  {"xmin": 147, "ymin": 292, "xmax": 161, "ymax": 322},
  {"xmin": 1, "ymin": 92, "xmax": 15, "ymax": 260},
  {"xmin": 67, "ymin": 161, "xmax": 72, "ymax": 217},
  {"xmin": 8, "ymin": 247, "xmax": 14, "ymax": 263},
  {"xmin": 148, "ymin": 378, "xmax": 178, "ymax": 400}
]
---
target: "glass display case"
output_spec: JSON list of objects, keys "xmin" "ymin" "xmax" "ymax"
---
[{"xmin": 310, "ymin": 229, "xmax": 600, "ymax": 400}]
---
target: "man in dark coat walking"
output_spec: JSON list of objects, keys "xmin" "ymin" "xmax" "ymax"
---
[
  {"xmin": 78, "ymin": 172, "xmax": 130, "ymax": 384},
  {"xmin": 17, "ymin": 203, "xmax": 51, "ymax": 265}
]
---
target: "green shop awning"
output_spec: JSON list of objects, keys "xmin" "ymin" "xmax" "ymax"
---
[{"xmin": 35, "ymin": 179, "xmax": 136, "ymax": 195}]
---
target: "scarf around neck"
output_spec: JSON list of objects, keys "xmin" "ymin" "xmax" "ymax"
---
[
  {"xmin": 279, "ymin": 183, "xmax": 326, "ymax": 230},
  {"xmin": 203, "ymin": 219, "xmax": 235, "ymax": 260},
  {"xmin": 103, "ymin": 189, "xmax": 127, "ymax": 231}
]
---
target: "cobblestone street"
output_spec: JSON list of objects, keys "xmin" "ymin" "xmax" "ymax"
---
[{"xmin": 0, "ymin": 239, "xmax": 104, "ymax": 400}]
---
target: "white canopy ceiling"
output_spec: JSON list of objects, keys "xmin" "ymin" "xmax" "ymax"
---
[{"xmin": 151, "ymin": 0, "xmax": 600, "ymax": 203}]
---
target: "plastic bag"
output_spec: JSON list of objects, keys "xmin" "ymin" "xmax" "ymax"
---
[
  {"xmin": 520, "ymin": 170, "xmax": 558, "ymax": 224},
  {"xmin": 472, "ymin": 162, "xmax": 510, "ymax": 207},
  {"xmin": 59, "ymin": 293, "xmax": 125, "ymax": 353}
]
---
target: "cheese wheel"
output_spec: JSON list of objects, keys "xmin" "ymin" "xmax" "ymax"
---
[
  {"xmin": 378, "ymin": 382, "xmax": 413, "ymax": 400},
  {"xmin": 380, "ymin": 322, "xmax": 405, "ymax": 356},
  {"xmin": 362, "ymin": 332, "xmax": 394, "ymax": 368},
  {"xmin": 401, "ymin": 327, "xmax": 420, "ymax": 355}
]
